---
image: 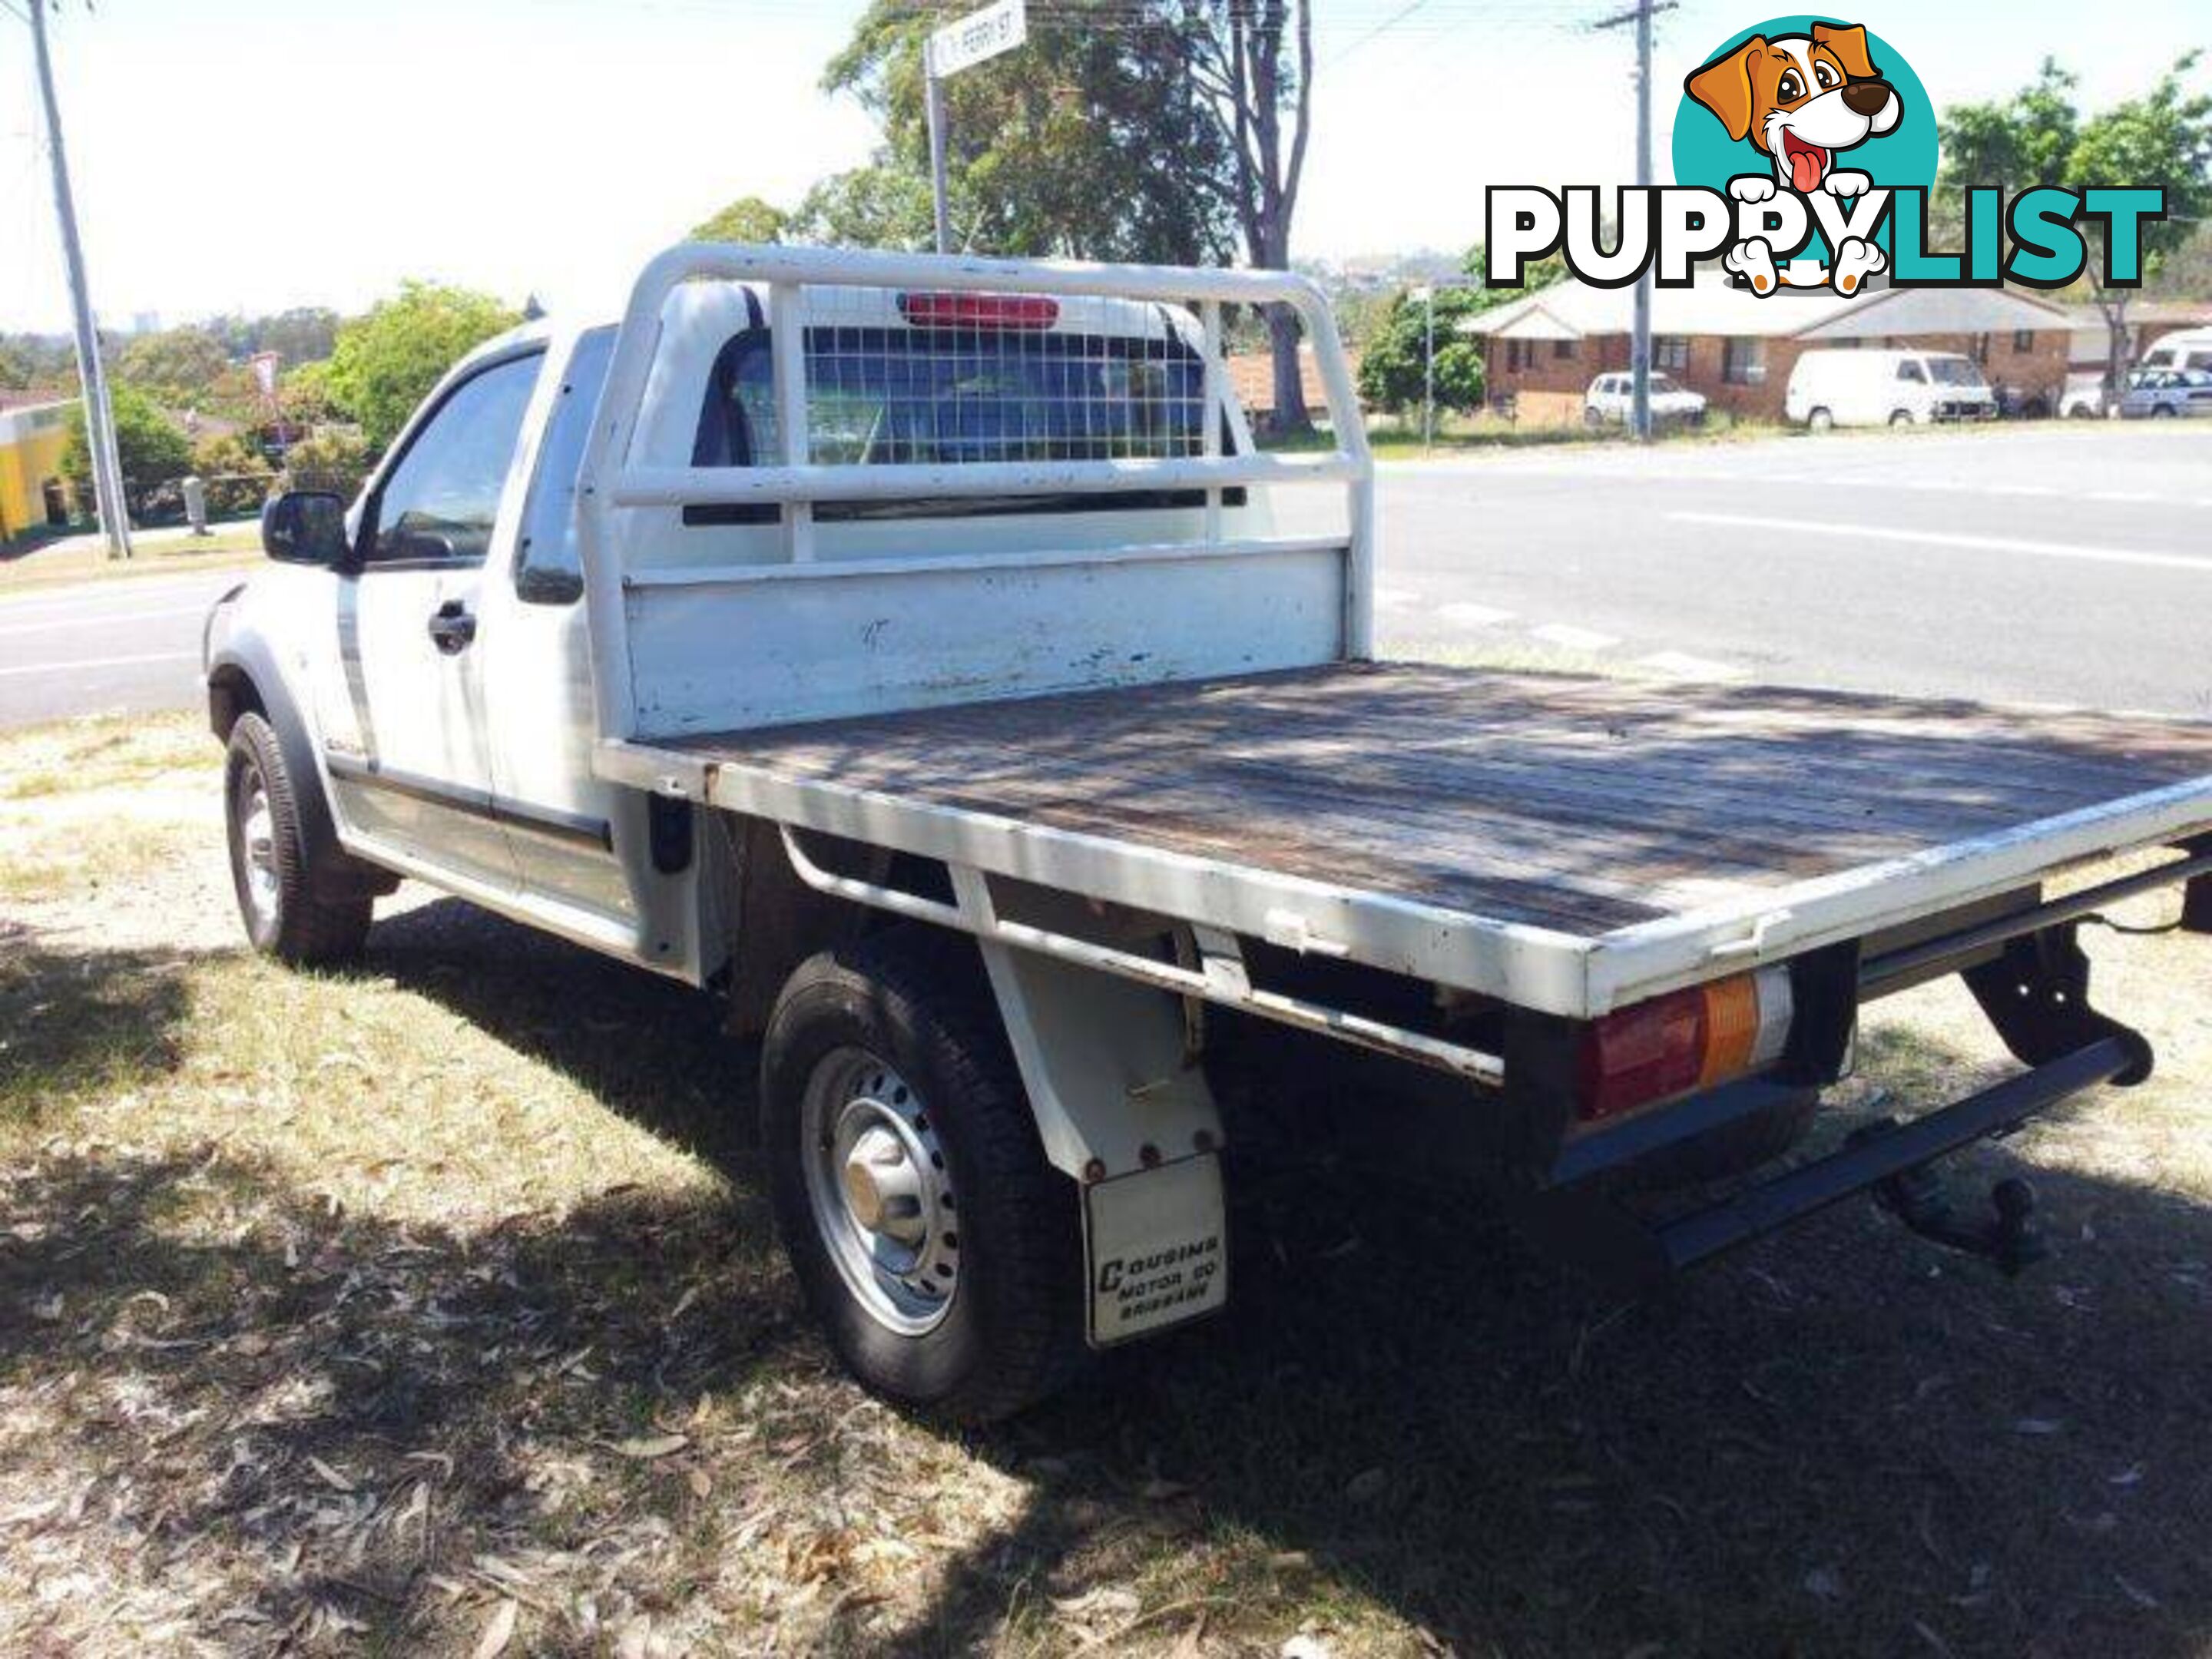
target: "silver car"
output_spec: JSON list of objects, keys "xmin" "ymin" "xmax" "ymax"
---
[{"xmin": 2117, "ymin": 367, "xmax": 2212, "ymax": 419}]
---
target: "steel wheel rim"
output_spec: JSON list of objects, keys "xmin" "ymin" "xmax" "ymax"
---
[
  {"xmin": 800, "ymin": 1047, "xmax": 959, "ymax": 1335},
  {"xmin": 236, "ymin": 765, "xmax": 280, "ymax": 925}
]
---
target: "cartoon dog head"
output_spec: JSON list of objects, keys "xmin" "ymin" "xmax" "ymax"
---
[{"xmin": 1685, "ymin": 22, "xmax": 1900, "ymax": 194}]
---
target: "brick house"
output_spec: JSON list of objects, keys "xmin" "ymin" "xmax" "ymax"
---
[{"xmin": 1462, "ymin": 276, "xmax": 2073, "ymax": 424}]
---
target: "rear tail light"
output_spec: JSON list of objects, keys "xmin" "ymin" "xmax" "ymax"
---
[
  {"xmin": 896, "ymin": 291, "xmax": 1060, "ymax": 329},
  {"xmin": 1578, "ymin": 966, "xmax": 1793, "ymax": 1122}
]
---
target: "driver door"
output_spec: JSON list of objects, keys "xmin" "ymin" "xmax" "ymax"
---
[{"xmin": 320, "ymin": 349, "xmax": 545, "ymax": 890}]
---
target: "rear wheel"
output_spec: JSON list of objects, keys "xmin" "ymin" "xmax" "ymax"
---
[
  {"xmin": 1807, "ymin": 407, "xmax": 1834, "ymax": 432},
  {"xmin": 760, "ymin": 930, "xmax": 1086, "ymax": 1422},
  {"xmin": 224, "ymin": 713, "xmax": 373, "ymax": 965},
  {"xmin": 2153, "ymin": 403, "xmax": 2177, "ymax": 418},
  {"xmin": 1889, "ymin": 409, "xmax": 1915, "ymax": 427}
]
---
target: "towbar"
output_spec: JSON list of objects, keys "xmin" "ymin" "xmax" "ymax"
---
[{"xmin": 1656, "ymin": 1035, "xmax": 2141, "ymax": 1270}]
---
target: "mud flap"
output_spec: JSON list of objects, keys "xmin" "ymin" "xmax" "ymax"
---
[{"xmin": 1082, "ymin": 1153, "xmax": 1227, "ymax": 1346}]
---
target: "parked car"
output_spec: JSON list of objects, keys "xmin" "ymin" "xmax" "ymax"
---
[
  {"xmin": 1784, "ymin": 349, "xmax": 1998, "ymax": 429},
  {"xmin": 2136, "ymin": 326, "xmax": 2212, "ymax": 375},
  {"xmin": 2058, "ymin": 371, "xmax": 2111, "ymax": 419},
  {"xmin": 204, "ymin": 243, "xmax": 2212, "ymax": 1422},
  {"xmin": 1583, "ymin": 372, "xmax": 1707, "ymax": 426},
  {"xmin": 2117, "ymin": 366, "xmax": 2212, "ymax": 419}
]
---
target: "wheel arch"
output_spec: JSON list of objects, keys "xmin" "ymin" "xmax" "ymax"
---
[{"xmin": 209, "ymin": 632, "xmax": 391, "ymax": 900}]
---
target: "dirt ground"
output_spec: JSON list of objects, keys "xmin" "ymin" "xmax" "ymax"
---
[{"xmin": 4, "ymin": 711, "xmax": 2211, "ymax": 1657}]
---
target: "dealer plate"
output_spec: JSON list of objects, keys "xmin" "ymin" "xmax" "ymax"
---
[{"xmin": 1081, "ymin": 1152, "xmax": 1227, "ymax": 1346}]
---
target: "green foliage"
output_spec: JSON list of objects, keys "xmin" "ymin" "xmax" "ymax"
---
[
  {"xmin": 325, "ymin": 281, "xmax": 522, "ymax": 450},
  {"xmin": 204, "ymin": 306, "xmax": 340, "ymax": 366},
  {"xmin": 114, "ymin": 327, "xmax": 231, "ymax": 412},
  {"xmin": 191, "ymin": 432, "xmax": 277, "ymax": 518},
  {"xmin": 280, "ymin": 427, "xmax": 373, "ymax": 502},
  {"xmin": 0, "ymin": 333, "xmax": 74, "ymax": 390},
  {"xmin": 690, "ymin": 196, "xmax": 790, "ymax": 244},
  {"xmin": 277, "ymin": 359, "xmax": 339, "ymax": 429},
  {"xmin": 1356, "ymin": 250, "xmax": 1565, "ymax": 414},
  {"xmin": 791, "ymin": 162, "xmax": 941, "ymax": 251},
  {"xmin": 1939, "ymin": 55, "xmax": 2212, "ymax": 303},
  {"xmin": 818, "ymin": 2, "xmax": 1233, "ymax": 262},
  {"xmin": 1358, "ymin": 290, "xmax": 1488, "ymax": 416},
  {"xmin": 61, "ymin": 386, "xmax": 194, "ymax": 520}
]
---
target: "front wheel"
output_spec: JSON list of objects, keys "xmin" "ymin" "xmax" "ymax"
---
[
  {"xmin": 760, "ymin": 930, "xmax": 1086, "ymax": 1422},
  {"xmin": 1806, "ymin": 407, "xmax": 1834, "ymax": 432},
  {"xmin": 1889, "ymin": 409, "xmax": 1915, "ymax": 428},
  {"xmin": 224, "ymin": 713, "xmax": 373, "ymax": 965}
]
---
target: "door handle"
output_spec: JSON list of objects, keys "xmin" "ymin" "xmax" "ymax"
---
[{"xmin": 427, "ymin": 600, "xmax": 476, "ymax": 654}]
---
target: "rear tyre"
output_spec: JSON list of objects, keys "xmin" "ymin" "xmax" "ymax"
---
[
  {"xmin": 1806, "ymin": 407, "xmax": 1834, "ymax": 432},
  {"xmin": 2152, "ymin": 404, "xmax": 2177, "ymax": 419},
  {"xmin": 1889, "ymin": 409, "xmax": 1915, "ymax": 428},
  {"xmin": 760, "ymin": 929, "xmax": 1086, "ymax": 1422},
  {"xmin": 224, "ymin": 712, "xmax": 373, "ymax": 966},
  {"xmin": 1584, "ymin": 406, "xmax": 1604, "ymax": 428}
]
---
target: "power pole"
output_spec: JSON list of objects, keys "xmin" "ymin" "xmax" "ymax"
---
[
  {"xmin": 924, "ymin": 48, "xmax": 952, "ymax": 254},
  {"xmin": 28, "ymin": 0, "xmax": 131, "ymax": 558},
  {"xmin": 922, "ymin": 0, "xmax": 1027, "ymax": 256},
  {"xmin": 1594, "ymin": 0, "xmax": 1675, "ymax": 444}
]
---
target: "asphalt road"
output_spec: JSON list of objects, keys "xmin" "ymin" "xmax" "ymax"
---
[
  {"xmin": 1357, "ymin": 422, "xmax": 2212, "ymax": 718},
  {"xmin": 0, "ymin": 567, "xmax": 246, "ymax": 730},
  {"xmin": 1, "ymin": 424, "xmax": 2207, "ymax": 732}
]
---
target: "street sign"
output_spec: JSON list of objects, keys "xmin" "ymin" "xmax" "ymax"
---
[{"xmin": 929, "ymin": 0, "xmax": 1026, "ymax": 78}]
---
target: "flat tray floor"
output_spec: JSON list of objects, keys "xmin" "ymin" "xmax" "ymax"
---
[{"xmin": 676, "ymin": 664, "xmax": 2212, "ymax": 937}]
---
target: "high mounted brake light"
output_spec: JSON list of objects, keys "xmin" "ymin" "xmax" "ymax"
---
[
  {"xmin": 896, "ymin": 292, "xmax": 1060, "ymax": 329},
  {"xmin": 1578, "ymin": 966, "xmax": 1794, "ymax": 1123}
]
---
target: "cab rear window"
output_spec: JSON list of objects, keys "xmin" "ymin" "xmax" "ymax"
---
[{"xmin": 687, "ymin": 323, "xmax": 1240, "ymax": 524}]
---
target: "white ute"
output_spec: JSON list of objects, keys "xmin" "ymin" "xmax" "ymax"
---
[{"xmin": 206, "ymin": 244, "xmax": 2212, "ymax": 1420}]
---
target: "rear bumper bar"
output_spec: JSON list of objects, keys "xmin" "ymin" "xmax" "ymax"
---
[{"xmin": 1656, "ymin": 1035, "xmax": 2141, "ymax": 1270}]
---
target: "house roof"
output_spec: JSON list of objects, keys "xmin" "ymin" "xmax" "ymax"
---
[{"xmin": 1462, "ymin": 276, "xmax": 2070, "ymax": 343}]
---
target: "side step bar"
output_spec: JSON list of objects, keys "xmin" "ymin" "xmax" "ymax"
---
[{"xmin": 1657, "ymin": 1035, "xmax": 2143, "ymax": 1271}]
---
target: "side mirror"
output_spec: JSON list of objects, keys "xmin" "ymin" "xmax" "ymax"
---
[{"xmin": 262, "ymin": 491, "xmax": 351, "ymax": 567}]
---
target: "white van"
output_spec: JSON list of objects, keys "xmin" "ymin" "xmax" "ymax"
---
[
  {"xmin": 2137, "ymin": 327, "xmax": 2212, "ymax": 374},
  {"xmin": 1784, "ymin": 349, "xmax": 1998, "ymax": 430}
]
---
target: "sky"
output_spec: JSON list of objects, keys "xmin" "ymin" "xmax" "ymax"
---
[{"xmin": 0, "ymin": 0, "xmax": 2205, "ymax": 334}]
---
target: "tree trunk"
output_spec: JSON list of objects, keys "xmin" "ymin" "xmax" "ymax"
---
[{"xmin": 2102, "ymin": 297, "xmax": 2133, "ymax": 396}]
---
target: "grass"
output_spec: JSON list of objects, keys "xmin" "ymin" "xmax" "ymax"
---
[
  {"xmin": 5, "ymin": 713, "xmax": 2212, "ymax": 1654},
  {"xmin": 0, "ymin": 524, "xmax": 263, "ymax": 593}
]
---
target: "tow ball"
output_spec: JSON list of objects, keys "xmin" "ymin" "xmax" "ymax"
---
[{"xmin": 1847, "ymin": 1120, "xmax": 2045, "ymax": 1275}]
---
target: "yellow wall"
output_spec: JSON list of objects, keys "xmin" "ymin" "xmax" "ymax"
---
[{"xmin": 0, "ymin": 404, "xmax": 75, "ymax": 543}]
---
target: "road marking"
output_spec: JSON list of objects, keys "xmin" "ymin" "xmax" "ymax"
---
[
  {"xmin": 0, "ymin": 651, "xmax": 199, "ymax": 679},
  {"xmin": 0, "ymin": 605, "xmax": 206, "ymax": 638},
  {"xmin": 1439, "ymin": 601, "xmax": 1515, "ymax": 628},
  {"xmin": 1374, "ymin": 586, "xmax": 1419, "ymax": 608},
  {"xmin": 1529, "ymin": 622, "xmax": 1621, "ymax": 651},
  {"xmin": 1667, "ymin": 511, "xmax": 2212, "ymax": 575},
  {"xmin": 1635, "ymin": 651, "xmax": 1749, "ymax": 681}
]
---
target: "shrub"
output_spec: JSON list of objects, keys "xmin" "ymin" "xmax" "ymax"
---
[
  {"xmin": 280, "ymin": 428, "xmax": 374, "ymax": 501},
  {"xmin": 192, "ymin": 432, "xmax": 277, "ymax": 518}
]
